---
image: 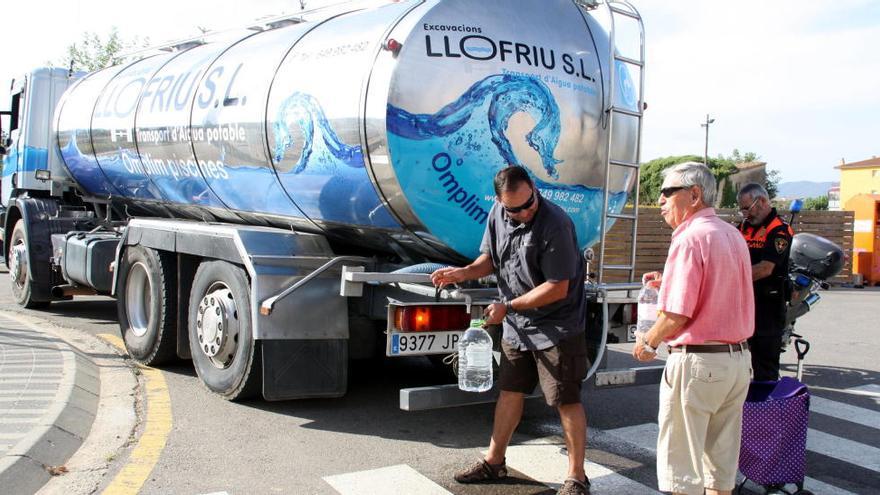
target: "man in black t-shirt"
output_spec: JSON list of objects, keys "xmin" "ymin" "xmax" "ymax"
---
[
  {"xmin": 431, "ymin": 166, "xmax": 590, "ymax": 495},
  {"xmin": 736, "ymin": 183, "xmax": 794, "ymax": 381}
]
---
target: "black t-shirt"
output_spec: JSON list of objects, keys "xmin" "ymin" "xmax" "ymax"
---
[{"xmin": 480, "ymin": 196, "xmax": 586, "ymax": 351}]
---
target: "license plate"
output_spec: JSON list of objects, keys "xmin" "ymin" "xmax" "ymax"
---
[
  {"xmin": 387, "ymin": 331, "xmax": 462, "ymax": 356},
  {"xmin": 627, "ymin": 324, "xmax": 638, "ymax": 342}
]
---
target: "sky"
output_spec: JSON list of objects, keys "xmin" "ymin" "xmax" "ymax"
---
[{"xmin": 1, "ymin": 0, "xmax": 877, "ymax": 183}]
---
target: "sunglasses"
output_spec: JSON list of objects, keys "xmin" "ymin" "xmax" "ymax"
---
[
  {"xmin": 739, "ymin": 197, "xmax": 759, "ymax": 213},
  {"xmin": 503, "ymin": 190, "xmax": 536, "ymax": 213},
  {"xmin": 659, "ymin": 186, "xmax": 689, "ymax": 198}
]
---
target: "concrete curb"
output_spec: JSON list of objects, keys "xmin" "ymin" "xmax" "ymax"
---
[{"xmin": 0, "ymin": 316, "xmax": 100, "ymax": 495}]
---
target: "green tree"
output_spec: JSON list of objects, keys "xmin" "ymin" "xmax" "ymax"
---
[
  {"xmin": 719, "ymin": 178, "xmax": 738, "ymax": 208},
  {"xmin": 638, "ymin": 154, "xmax": 738, "ymax": 205},
  {"xmin": 55, "ymin": 28, "xmax": 148, "ymax": 72},
  {"xmin": 803, "ymin": 196, "xmax": 829, "ymax": 211},
  {"xmin": 727, "ymin": 149, "xmax": 760, "ymax": 164},
  {"xmin": 765, "ymin": 169, "xmax": 781, "ymax": 199}
]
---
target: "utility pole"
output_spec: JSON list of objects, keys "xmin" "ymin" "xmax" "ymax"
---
[{"xmin": 701, "ymin": 114, "xmax": 715, "ymax": 165}]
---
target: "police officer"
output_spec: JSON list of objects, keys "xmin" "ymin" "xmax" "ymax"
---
[{"xmin": 736, "ymin": 183, "xmax": 794, "ymax": 381}]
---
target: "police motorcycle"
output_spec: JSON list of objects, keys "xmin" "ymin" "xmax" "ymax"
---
[{"xmin": 781, "ymin": 199, "xmax": 845, "ymax": 380}]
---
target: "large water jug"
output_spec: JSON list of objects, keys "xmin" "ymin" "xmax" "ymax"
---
[
  {"xmin": 458, "ymin": 319, "xmax": 493, "ymax": 392},
  {"xmin": 637, "ymin": 285, "xmax": 659, "ymax": 334}
]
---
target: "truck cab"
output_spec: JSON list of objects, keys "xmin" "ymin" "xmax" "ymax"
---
[{"xmin": 1, "ymin": 68, "xmax": 82, "ymax": 210}]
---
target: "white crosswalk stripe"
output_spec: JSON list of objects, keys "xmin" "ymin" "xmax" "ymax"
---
[
  {"xmin": 319, "ymin": 383, "xmax": 878, "ymax": 495},
  {"xmin": 604, "ymin": 423, "xmax": 859, "ymax": 495},
  {"xmin": 486, "ymin": 436, "xmax": 660, "ymax": 494},
  {"xmin": 806, "ymin": 429, "xmax": 880, "ymax": 473},
  {"xmin": 810, "ymin": 395, "xmax": 880, "ymax": 429},
  {"xmin": 323, "ymin": 464, "xmax": 453, "ymax": 495}
]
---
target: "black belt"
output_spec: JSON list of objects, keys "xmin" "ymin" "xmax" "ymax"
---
[{"xmin": 667, "ymin": 342, "xmax": 749, "ymax": 354}]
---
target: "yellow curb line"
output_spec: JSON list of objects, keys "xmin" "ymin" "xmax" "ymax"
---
[{"xmin": 98, "ymin": 333, "xmax": 173, "ymax": 495}]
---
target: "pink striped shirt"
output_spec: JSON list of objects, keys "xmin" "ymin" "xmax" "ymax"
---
[{"xmin": 658, "ymin": 208, "xmax": 754, "ymax": 346}]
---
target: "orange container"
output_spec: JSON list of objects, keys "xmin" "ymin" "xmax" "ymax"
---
[{"xmin": 845, "ymin": 194, "xmax": 880, "ymax": 284}]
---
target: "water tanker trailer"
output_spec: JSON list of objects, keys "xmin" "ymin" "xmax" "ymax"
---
[{"xmin": 0, "ymin": 0, "xmax": 649, "ymax": 406}]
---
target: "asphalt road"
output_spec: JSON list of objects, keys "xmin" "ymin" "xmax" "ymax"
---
[{"xmin": 2, "ymin": 271, "xmax": 878, "ymax": 495}]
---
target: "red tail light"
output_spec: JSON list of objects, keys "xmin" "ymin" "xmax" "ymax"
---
[{"xmin": 393, "ymin": 305, "xmax": 471, "ymax": 332}]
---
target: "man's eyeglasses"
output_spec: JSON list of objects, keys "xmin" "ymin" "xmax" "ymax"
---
[
  {"xmin": 503, "ymin": 190, "xmax": 536, "ymax": 213},
  {"xmin": 659, "ymin": 186, "xmax": 688, "ymax": 198},
  {"xmin": 739, "ymin": 197, "xmax": 759, "ymax": 213}
]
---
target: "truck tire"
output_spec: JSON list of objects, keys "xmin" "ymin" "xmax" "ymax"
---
[
  {"xmin": 8, "ymin": 219, "xmax": 49, "ymax": 309},
  {"xmin": 188, "ymin": 260, "xmax": 261, "ymax": 401},
  {"xmin": 117, "ymin": 245, "xmax": 177, "ymax": 366}
]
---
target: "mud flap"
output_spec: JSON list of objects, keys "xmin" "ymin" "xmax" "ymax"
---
[{"xmin": 261, "ymin": 339, "xmax": 348, "ymax": 400}]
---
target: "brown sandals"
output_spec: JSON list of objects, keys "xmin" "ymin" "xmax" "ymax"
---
[
  {"xmin": 453, "ymin": 459, "xmax": 508, "ymax": 483},
  {"xmin": 557, "ymin": 476, "xmax": 591, "ymax": 495}
]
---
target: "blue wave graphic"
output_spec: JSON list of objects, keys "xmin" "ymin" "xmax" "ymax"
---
[
  {"xmin": 2, "ymin": 146, "xmax": 49, "ymax": 178},
  {"xmin": 273, "ymin": 92, "xmax": 364, "ymax": 172},
  {"xmin": 271, "ymin": 92, "xmax": 397, "ymax": 228},
  {"xmin": 386, "ymin": 74, "xmax": 630, "ymax": 259},
  {"xmin": 387, "ymin": 74, "xmax": 563, "ymax": 179},
  {"xmin": 60, "ymin": 135, "xmax": 119, "ymax": 196}
]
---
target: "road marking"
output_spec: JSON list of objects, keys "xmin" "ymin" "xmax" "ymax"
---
[
  {"xmin": 811, "ymin": 396, "xmax": 880, "ymax": 429},
  {"xmin": 323, "ymin": 464, "xmax": 452, "ymax": 495},
  {"xmin": 99, "ymin": 333, "xmax": 173, "ymax": 495},
  {"xmin": 484, "ymin": 436, "xmax": 659, "ymax": 494},
  {"xmin": 606, "ymin": 423, "xmax": 859, "ymax": 495},
  {"xmin": 810, "ymin": 385, "xmax": 880, "ymax": 401},
  {"xmin": 807, "ymin": 429, "xmax": 880, "ymax": 472}
]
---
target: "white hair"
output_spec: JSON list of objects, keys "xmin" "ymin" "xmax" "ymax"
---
[
  {"xmin": 737, "ymin": 182, "xmax": 769, "ymax": 201},
  {"xmin": 662, "ymin": 161, "xmax": 717, "ymax": 206}
]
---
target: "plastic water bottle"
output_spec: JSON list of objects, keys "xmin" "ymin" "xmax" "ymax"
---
[
  {"xmin": 458, "ymin": 319, "xmax": 493, "ymax": 392},
  {"xmin": 637, "ymin": 285, "xmax": 659, "ymax": 334}
]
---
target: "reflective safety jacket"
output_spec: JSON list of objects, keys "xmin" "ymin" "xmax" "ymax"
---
[{"xmin": 738, "ymin": 209, "xmax": 793, "ymax": 335}]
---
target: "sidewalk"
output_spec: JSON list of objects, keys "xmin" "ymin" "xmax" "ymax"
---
[{"xmin": 0, "ymin": 314, "xmax": 99, "ymax": 495}]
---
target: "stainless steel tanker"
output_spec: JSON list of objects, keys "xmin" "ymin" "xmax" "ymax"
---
[
  {"xmin": 55, "ymin": 0, "xmax": 638, "ymax": 262},
  {"xmin": 2, "ymin": 0, "xmax": 646, "ymax": 404}
]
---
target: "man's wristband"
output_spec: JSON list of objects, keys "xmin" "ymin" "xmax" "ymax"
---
[
  {"xmin": 641, "ymin": 334, "xmax": 658, "ymax": 354},
  {"xmin": 504, "ymin": 299, "xmax": 515, "ymax": 314}
]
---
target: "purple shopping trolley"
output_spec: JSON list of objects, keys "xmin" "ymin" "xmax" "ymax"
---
[{"xmin": 737, "ymin": 377, "xmax": 812, "ymax": 495}]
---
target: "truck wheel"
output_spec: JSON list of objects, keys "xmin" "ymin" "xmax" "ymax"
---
[
  {"xmin": 188, "ymin": 260, "xmax": 261, "ymax": 401},
  {"xmin": 117, "ymin": 245, "xmax": 177, "ymax": 366},
  {"xmin": 8, "ymin": 219, "xmax": 48, "ymax": 309}
]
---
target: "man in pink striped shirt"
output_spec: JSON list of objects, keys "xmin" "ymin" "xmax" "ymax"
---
[{"xmin": 633, "ymin": 162, "xmax": 754, "ymax": 495}]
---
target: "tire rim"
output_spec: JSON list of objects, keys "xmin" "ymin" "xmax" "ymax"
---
[
  {"xmin": 125, "ymin": 262, "xmax": 152, "ymax": 337},
  {"xmin": 9, "ymin": 239, "xmax": 28, "ymax": 290},
  {"xmin": 196, "ymin": 282, "xmax": 240, "ymax": 369}
]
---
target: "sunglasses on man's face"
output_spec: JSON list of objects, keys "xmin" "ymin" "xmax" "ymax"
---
[
  {"xmin": 503, "ymin": 190, "xmax": 536, "ymax": 213},
  {"xmin": 738, "ymin": 197, "xmax": 759, "ymax": 214},
  {"xmin": 659, "ymin": 186, "xmax": 689, "ymax": 198}
]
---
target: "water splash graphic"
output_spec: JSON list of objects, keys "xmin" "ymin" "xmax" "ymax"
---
[
  {"xmin": 387, "ymin": 74, "xmax": 563, "ymax": 179},
  {"xmin": 387, "ymin": 74, "xmax": 629, "ymax": 259},
  {"xmin": 273, "ymin": 92, "xmax": 364, "ymax": 172},
  {"xmin": 271, "ymin": 91, "xmax": 396, "ymax": 227}
]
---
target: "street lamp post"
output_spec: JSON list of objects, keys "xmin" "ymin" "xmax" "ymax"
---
[{"xmin": 701, "ymin": 114, "xmax": 715, "ymax": 165}]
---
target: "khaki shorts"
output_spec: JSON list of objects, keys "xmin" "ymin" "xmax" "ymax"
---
[
  {"xmin": 499, "ymin": 332, "xmax": 587, "ymax": 407},
  {"xmin": 657, "ymin": 349, "xmax": 751, "ymax": 495}
]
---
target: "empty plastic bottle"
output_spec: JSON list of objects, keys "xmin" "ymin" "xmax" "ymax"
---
[
  {"xmin": 637, "ymin": 285, "xmax": 659, "ymax": 334},
  {"xmin": 458, "ymin": 319, "xmax": 493, "ymax": 392}
]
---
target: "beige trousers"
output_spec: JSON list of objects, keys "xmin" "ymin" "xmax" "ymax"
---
[{"xmin": 657, "ymin": 349, "xmax": 751, "ymax": 495}]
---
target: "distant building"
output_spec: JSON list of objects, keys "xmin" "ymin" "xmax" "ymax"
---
[
  {"xmin": 716, "ymin": 161, "xmax": 767, "ymax": 206},
  {"xmin": 828, "ymin": 184, "xmax": 840, "ymax": 210},
  {"xmin": 836, "ymin": 156, "xmax": 880, "ymax": 206}
]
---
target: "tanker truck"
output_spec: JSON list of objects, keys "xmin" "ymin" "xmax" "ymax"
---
[{"xmin": 0, "ymin": 0, "xmax": 652, "ymax": 408}]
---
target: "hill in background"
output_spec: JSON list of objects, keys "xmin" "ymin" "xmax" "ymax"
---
[{"xmin": 776, "ymin": 181, "xmax": 835, "ymax": 199}]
